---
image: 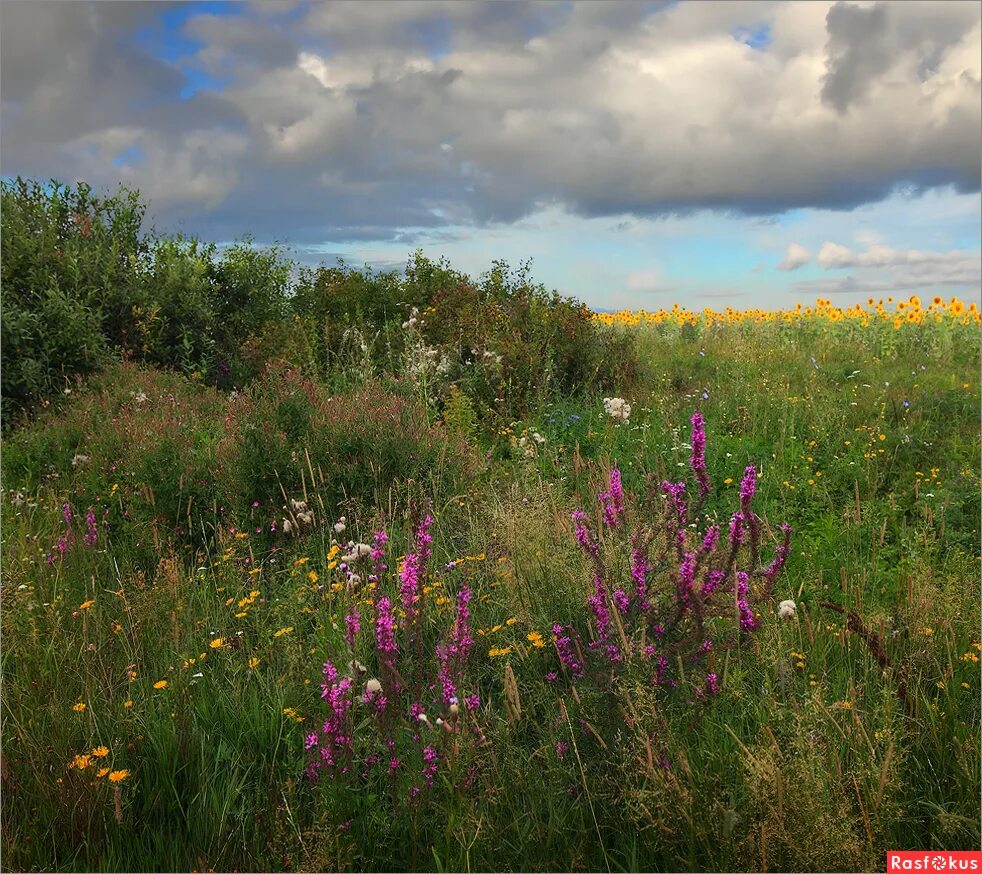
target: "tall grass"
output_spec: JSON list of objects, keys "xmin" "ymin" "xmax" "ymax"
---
[{"xmin": 2, "ymin": 308, "xmax": 978, "ymax": 871}]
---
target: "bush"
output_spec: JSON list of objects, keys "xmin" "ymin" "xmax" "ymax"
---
[
  {"xmin": 1, "ymin": 178, "xmax": 146, "ymax": 422},
  {"xmin": 221, "ymin": 366, "xmax": 475, "ymax": 526}
]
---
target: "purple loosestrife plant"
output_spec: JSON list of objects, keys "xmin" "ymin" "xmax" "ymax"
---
[
  {"xmin": 310, "ymin": 516, "xmax": 484, "ymax": 810},
  {"xmin": 559, "ymin": 416, "xmax": 792, "ymax": 697},
  {"xmin": 689, "ymin": 412, "xmax": 711, "ymax": 502},
  {"xmin": 599, "ymin": 468, "xmax": 625, "ymax": 529},
  {"xmin": 399, "ymin": 515, "xmax": 433, "ymax": 629}
]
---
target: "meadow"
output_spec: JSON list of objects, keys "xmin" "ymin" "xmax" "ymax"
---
[{"xmin": 1, "ymin": 180, "xmax": 980, "ymax": 872}]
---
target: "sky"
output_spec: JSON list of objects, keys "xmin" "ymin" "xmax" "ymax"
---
[{"xmin": 1, "ymin": 0, "xmax": 980, "ymax": 310}]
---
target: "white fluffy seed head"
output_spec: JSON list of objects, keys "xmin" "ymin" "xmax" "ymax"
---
[{"xmin": 778, "ymin": 599, "xmax": 797, "ymax": 620}]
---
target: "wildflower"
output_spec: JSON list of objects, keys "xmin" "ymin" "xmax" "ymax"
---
[
  {"xmin": 108, "ymin": 770, "xmax": 130, "ymax": 783},
  {"xmin": 602, "ymin": 397, "xmax": 631, "ymax": 424},
  {"xmin": 571, "ymin": 509, "xmax": 599, "ymax": 558},
  {"xmin": 91, "ymin": 745, "xmax": 109, "ymax": 758},
  {"xmin": 70, "ymin": 754, "xmax": 92, "ymax": 769},
  {"xmin": 123, "ymin": 700, "xmax": 133, "ymax": 709},
  {"xmin": 153, "ymin": 680, "xmax": 168, "ymax": 690},
  {"xmin": 273, "ymin": 626, "xmax": 294, "ymax": 637},
  {"xmin": 778, "ymin": 599, "xmax": 797, "ymax": 620},
  {"xmin": 689, "ymin": 412, "xmax": 711, "ymax": 499},
  {"xmin": 598, "ymin": 468, "xmax": 625, "ymax": 528},
  {"xmin": 83, "ymin": 507, "xmax": 98, "ymax": 547},
  {"xmin": 72, "ymin": 702, "xmax": 86, "ymax": 712},
  {"xmin": 365, "ymin": 678, "xmax": 382, "ymax": 696},
  {"xmin": 553, "ymin": 624, "xmax": 584, "ymax": 677},
  {"xmin": 736, "ymin": 572, "xmax": 758, "ymax": 632},
  {"xmin": 79, "ymin": 600, "xmax": 95, "ymax": 611},
  {"xmin": 399, "ymin": 515, "xmax": 433, "ymax": 628},
  {"xmin": 209, "ymin": 638, "xmax": 225, "ymax": 649},
  {"xmin": 587, "ymin": 571, "xmax": 611, "ymax": 643},
  {"xmin": 96, "ymin": 767, "xmax": 110, "ymax": 778},
  {"xmin": 705, "ymin": 672, "xmax": 719, "ymax": 695}
]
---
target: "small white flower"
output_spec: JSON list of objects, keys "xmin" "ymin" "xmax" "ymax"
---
[
  {"xmin": 192, "ymin": 672, "xmax": 204, "ymax": 679},
  {"xmin": 778, "ymin": 600, "xmax": 797, "ymax": 620},
  {"xmin": 71, "ymin": 454, "xmax": 90, "ymax": 468},
  {"xmin": 334, "ymin": 520, "xmax": 346, "ymax": 534},
  {"xmin": 365, "ymin": 678, "xmax": 382, "ymax": 695}
]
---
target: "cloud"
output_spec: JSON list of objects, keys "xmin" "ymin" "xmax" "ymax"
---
[
  {"xmin": 817, "ymin": 241, "xmax": 857, "ymax": 268},
  {"xmin": 625, "ymin": 269, "xmax": 664, "ymax": 293},
  {"xmin": 778, "ymin": 242, "xmax": 811, "ymax": 270},
  {"xmin": 801, "ymin": 238, "xmax": 981, "ymax": 295},
  {"xmin": 0, "ymin": 0, "xmax": 979, "ymax": 246}
]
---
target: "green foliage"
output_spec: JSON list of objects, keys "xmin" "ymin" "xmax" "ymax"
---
[{"xmin": 1, "ymin": 178, "xmax": 145, "ymax": 421}]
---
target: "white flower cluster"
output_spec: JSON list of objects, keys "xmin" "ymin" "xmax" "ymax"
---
[
  {"xmin": 402, "ymin": 307, "xmax": 421, "ymax": 330},
  {"xmin": 341, "ymin": 542, "xmax": 372, "ymax": 563},
  {"xmin": 778, "ymin": 599, "xmax": 797, "ymax": 620},
  {"xmin": 282, "ymin": 497, "xmax": 314, "ymax": 533},
  {"xmin": 603, "ymin": 396, "xmax": 632, "ymax": 424},
  {"xmin": 71, "ymin": 454, "xmax": 90, "ymax": 468},
  {"xmin": 476, "ymin": 348, "xmax": 503, "ymax": 367},
  {"xmin": 515, "ymin": 430, "xmax": 547, "ymax": 458}
]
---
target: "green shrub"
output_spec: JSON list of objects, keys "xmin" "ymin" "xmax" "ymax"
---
[
  {"xmin": 221, "ymin": 366, "xmax": 475, "ymax": 523},
  {"xmin": 1, "ymin": 178, "xmax": 146, "ymax": 422}
]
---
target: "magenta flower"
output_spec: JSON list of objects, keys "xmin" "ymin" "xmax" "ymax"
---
[
  {"xmin": 690, "ymin": 412, "xmax": 711, "ymax": 499},
  {"xmin": 400, "ymin": 515, "xmax": 433, "ymax": 626},
  {"xmin": 599, "ymin": 468, "xmax": 625, "ymax": 528},
  {"xmin": 570, "ymin": 509, "xmax": 599, "ymax": 558}
]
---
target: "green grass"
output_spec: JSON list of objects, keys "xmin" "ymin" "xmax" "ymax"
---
[{"xmin": 2, "ymin": 316, "xmax": 979, "ymax": 872}]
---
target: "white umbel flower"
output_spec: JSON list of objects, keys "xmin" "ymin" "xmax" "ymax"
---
[
  {"xmin": 603, "ymin": 397, "xmax": 632, "ymax": 424},
  {"xmin": 778, "ymin": 599, "xmax": 797, "ymax": 620}
]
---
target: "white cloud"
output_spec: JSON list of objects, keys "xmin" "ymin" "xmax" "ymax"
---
[
  {"xmin": 777, "ymin": 242, "xmax": 810, "ymax": 270},
  {"xmin": 817, "ymin": 241, "xmax": 856, "ymax": 268},
  {"xmin": 625, "ymin": 269, "xmax": 663, "ymax": 293}
]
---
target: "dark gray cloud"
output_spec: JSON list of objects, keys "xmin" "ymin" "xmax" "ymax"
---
[{"xmin": 1, "ymin": 0, "xmax": 979, "ymax": 246}]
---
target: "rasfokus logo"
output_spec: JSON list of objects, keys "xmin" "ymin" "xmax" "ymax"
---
[{"xmin": 888, "ymin": 852, "xmax": 982, "ymax": 871}]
